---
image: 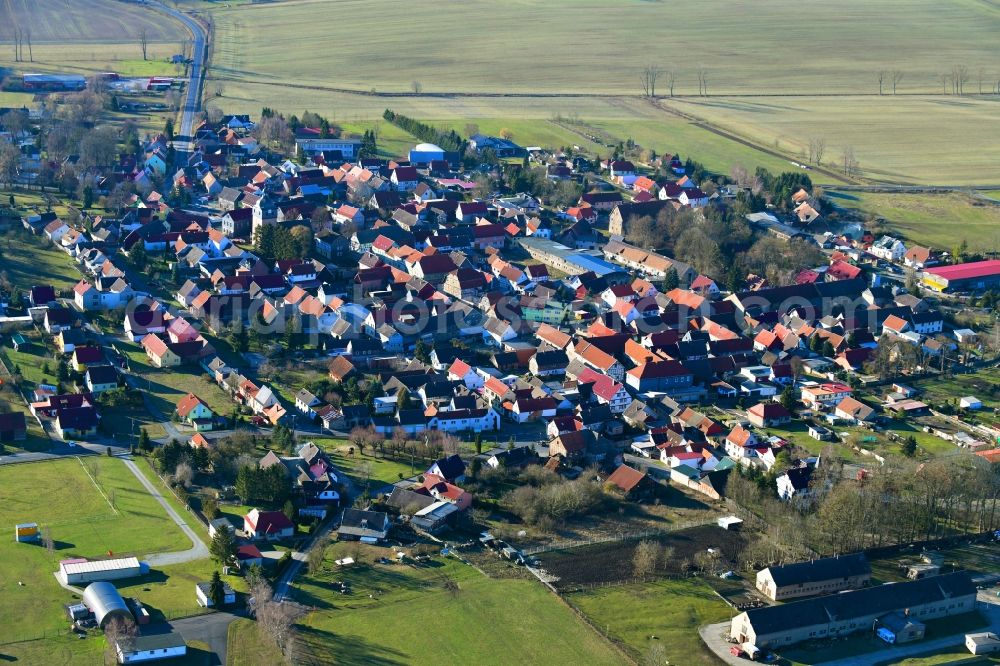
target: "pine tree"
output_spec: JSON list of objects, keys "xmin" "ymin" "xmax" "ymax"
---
[
  {"xmin": 662, "ymin": 267, "xmax": 679, "ymax": 292},
  {"xmin": 208, "ymin": 570, "xmax": 226, "ymax": 606},
  {"xmin": 209, "ymin": 526, "xmax": 235, "ymax": 565},
  {"xmin": 138, "ymin": 427, "xmax": 151, "ymax": 453}
]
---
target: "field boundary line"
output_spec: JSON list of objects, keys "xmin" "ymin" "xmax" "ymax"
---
[{"xmin": 77, "ymin": 456, "xmax": 120, "ymax": 516}]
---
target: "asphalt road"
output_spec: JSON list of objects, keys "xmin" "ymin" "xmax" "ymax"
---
[
  {"xmin": 151, "ymin": 1, "xmax": 207, "ymax": 139},
  {"xmin": 172, "ymin": 611, "xmax": 242, "ymax": 666}
]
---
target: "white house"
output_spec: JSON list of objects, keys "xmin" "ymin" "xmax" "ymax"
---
[
  {"xmin": 870, "ymin": 235, "xmax": 907, "ymax": 262},
  {"xmin": 116, "ymin": 633, "xmax": 187, "ymax": 664},
  {"xmin": 426, "ymin": 407, "xmax": 500, "ymax": 433},
  {"xmin": 777, "ymin": 465, "xmax": 814, "ymax": 501}
]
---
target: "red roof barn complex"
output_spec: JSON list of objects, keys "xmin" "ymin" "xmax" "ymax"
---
[{"xmin": 921, "ymin": 259, "xmax": 1000, "ymax": 292}]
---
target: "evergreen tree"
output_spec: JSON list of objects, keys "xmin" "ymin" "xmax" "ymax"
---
[
  {"xmin": 902, "ymin": 435, "xmax": 918, "ymax": 457},
  {"xmin": 779, "ymin": 386, "xmax": 797, "ymax": 413},
  {"xmin": 662, "ymin": 267, "xmax": 679, "ymax": 292},
  {"xmin": 208, "ymin": 570, "xmax": 226, "ymax": 606},
  {"xmin": 209, "ymin": 526, "xmax": 235, "ymax": 565},
  {"xmin": 414, "ymin": 339, "xmax": 431, "ymax": 364},
  {"xmin": 138, "ymin": 427, "xmax": 151, "ymax": 453}
]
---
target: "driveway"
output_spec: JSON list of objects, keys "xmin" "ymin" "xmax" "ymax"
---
[{"xmin": 172, "ymin": 611, "xmax": 241, "ymax": 666}]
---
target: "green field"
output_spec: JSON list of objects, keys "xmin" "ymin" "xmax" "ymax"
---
[
  {"xmin": 120, "ymin": 341, "xmax": 235, "ymax": 419},
  {"xmin": 0, "ymin": 227, "xmax": 85, "ymax": 293},
  {"xmin": 291, "ymin": 542, "xmax": 624, "ymax": 665},
  {"xmin": 201, "ymin": 0, "xmax": 1000, "ymax": 185},
  {"xmin": 0, "ymin": 457, "xmax": 192, "ymax": 643},
  {"xmin": 829, "ymin": 191, "xmax": 1000, "ymax": 252},
  {"xmin": 568, "ymin": 578, "xmax": 732, "ymax": 665}
]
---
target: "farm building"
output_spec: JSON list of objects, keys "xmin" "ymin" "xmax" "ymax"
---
[
  {"xmin": 731, "ymin": 572, "xmax": 976, "ymax": 649},
  {"xmin": 81, "ymin": 582, "xmax": 132, "ymax": 629},
  {"xmin": 922, "ymin": 260, "xmax": 1000, "ymax": 292},
  {"xmin": 755, "ymin": 553, "xmax": 871, "ymax": 601},
  {"xmin": 59, "ymin": 557, "xmax": 143, "ymax": 585},
  {"xmin": 408, "ymin": 142, "xmax": 445, "ymax": 165},
  {"xmin": 117, "ymin": 631, "xmax": 188, "ymax": 664},
  {"xmin": 22, "ymin": 73, "xmax": 86, "ymax": 91},
  {"xmin": 961, "ymin": 396, "xmax": 983, "ymax": 410}
]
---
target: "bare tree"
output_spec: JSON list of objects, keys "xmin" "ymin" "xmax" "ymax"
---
[
  {"xmin": 939, "ymin": 72, "xmax": 951, "ymax": 95},
  {"xmin": 640, "ymin": 64, "xmax": 662, "ymax": 98},
  {"xmin": 664, "ymin": 69, "xmax": 676, "ymax": 97},
  {"xmin": 139, "ymin": 29, "xmax": 148, "ymax": 61},
  {"xmin": 841, "ymin": 145, "xmax": 859, "ymax": 177},
  {"xmin": 980, "ymin": 68, "xmax": 986, "ymax": 95},
  {"xmin": 24, "ymin": 28, "xmax": 31, "ymax": 62},
  {"xmin": 877, "ymin": 70, "xmax": 887, "ymax": 95},
  {"xmin": 103, "ymin": 616, "xmax": 138, "ymax": 662},
  {"xmin": 306, "ymin": 534, "xmax": 329, "ymax": 574},
  {"xmin": 952, "ymin": 65, "xmax": 970, "ymax": 95},
  {"xmin": 173, "ymin": 461, "xmax": 194, "ymax": 489},
  {"xmin": 41, "ymin": 526, "xmax": 54, "ymax": 554},
  {"xmin": 808, "ymin": 136, "xmax": 826, "ymax": 165},
  {"xmin": 632, "ymin": 539, "xmax": 661, "ymax": 578},
  {"xmin": 697, "ymin": 69, "xmax": 708, "ymax": 96},
  {"xmin": 411, "ymin": 80, "xmax": 422, "ymax": 94},
  {"xmin": 891, "ymin": 70, "xmax": 904, "ymax": 94}
]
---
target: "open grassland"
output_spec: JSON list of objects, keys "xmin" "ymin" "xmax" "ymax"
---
[
  {"xmin": 1, "ymin": 0, "xmax": 186, "ymax": 43},
  {"xmin": 672, "ymin": 96, "xmax": 1000, "ymax": 185},
  {"xmin": 291, "ymin": 541, "xmax": 623, "ymax": 665},
  {"xmin": 0, "ymin": 634, "xmax": 104, "ymax": 666},
  {"xmin": 829, "ymin": 191, "xmax": 1000, "ymax": 252},
  {"xmin": 204, "ymin": 0, "xmax": 1000, "ymax": 185},
  {"xmin": 0, "ymin": 457, "xmax": 191, "ymax": 643},
  {"xmin": 209, "ymin": 0, "xmax": 999, "ymax": 96},
  {"xmin": 568, "ymin": 577, "xmax": 731, "ymax": 666},
  {"xmin": 0, "ymin": 0, "xmax": 187, "ymax": 81}
]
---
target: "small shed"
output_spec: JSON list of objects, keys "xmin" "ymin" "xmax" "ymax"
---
[
  {"xmin": 809, "ymin": 424, "xmax": 834, "ymax": 441},
  {"xmin": 717, "ymin": 516, "xmax": 743, "ymax": 531},
  {"xmin": 967, "ymin": 632, "xmax": 1000, "ymax": 655},
  {"xmin": 196, "ymin": 581, "xmax": 236, "ymax": 607},
  {"xmin": 961, "ymin": 396, "xmax": 983, "ymax": 410},
  {"xmin": 15, "ymin": 522, "xmax": 40, "ymax": 542}
]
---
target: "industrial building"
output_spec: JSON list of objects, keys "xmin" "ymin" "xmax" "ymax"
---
[
  {"xmin": 59, "ymin": 556, "xmax": 144, "ymax": 585},
  {"xmin": 22, "ymin": 73, "xmax": 86, "ymax": 91},
  {"xmin": 755, "ymin": 553, "xmax": 871, "ymax": 601},
  {"xmin": 517, "ymin": 237, "xmax": 628, "ymax": 279},
  {"xmin": 82, "ymin": 582, "xmax": 133, "ymax": 629},
  {"xmin": 922, "ymin": 259, "xmax": 1000, "ymax": 292},
  {"xmin": 731, "ymin": 571, "xmax": 976, "ymax": 649},
  {"xmin": 408, "ymin": 142, "xmax": 445, "ymax": 165}
]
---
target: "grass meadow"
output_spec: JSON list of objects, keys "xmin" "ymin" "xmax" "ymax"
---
[
  {"xmin": 828, "ymin": 191, "xmax": 1000, "ymax": 252},
  {"xmin": 567, "ymin": 577, "xmax": 733, "ymax": 666},
  {"xmin": 290, "ymin": 541, "xmax": 624, "ymax": 665},
  {"xmin": 0, "ymin": 457, "xmax": 192, "ymax": 643},
  {"xmin": 198, "ymin": 0, "xmax": 1000, "ymax": 186}
]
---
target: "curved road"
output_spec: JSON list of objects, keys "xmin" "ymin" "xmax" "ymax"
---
[
  {"xmin": 151, "ymin": 0, "xmax": 207, "ymax": 139},
  {"xmin": 122, "ymin": 457, "xmax": 210, "ymax": 565}
]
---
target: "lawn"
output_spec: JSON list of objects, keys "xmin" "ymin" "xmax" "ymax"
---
[
  {"xmin": 568, "ymin": 577, "xmax": 732, "ymax": 666},
  {"xmin": 828, "ymin": 191, "xmax": 1000, "ymax": 252},
  {"xmin": 118, "ymin": 341, "xmax": 235, "ymax": 418},
  {"xmin": 226, "ymin": 619, "xmax": 285, "ymax": 666},
  {"xmin": 0, "ymin": 634, "xmax": 104, "ymax": 666},
  {"xmin": 0, "ymin": 227, "xmax": 85, "ymax": 293},
  {"xmin": 310, "ymin": 437, "xmax": 422, "ymax": 487},
  {"xmin": 291, "ymin": 541, "xmax": 624, "ymax": 665},
  {"xmin": 0, "ymin": 457, "xmax": 192, "ymax": 643},
  {"xmin": 115, "ymin": 558, "xmax": 246, "ymax": 623},
  {"xmin": 915, "ymin": 368, "xmax": 1000, "ymax": 412}
]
